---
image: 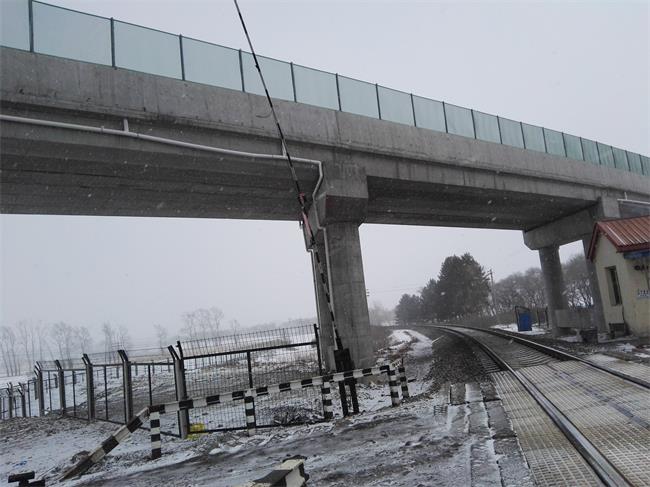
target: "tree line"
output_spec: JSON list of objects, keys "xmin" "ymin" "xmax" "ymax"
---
[{"xmin": 395, "ymin": 253, "xmax": 593, "ymax": 325}]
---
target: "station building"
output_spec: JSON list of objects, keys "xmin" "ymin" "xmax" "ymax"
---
[{"xmin": 588, "ymin": 215, "xmax": 650, "ymax": 338}]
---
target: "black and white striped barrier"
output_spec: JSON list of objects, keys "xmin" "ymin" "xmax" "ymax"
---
[
  {"xmin": 398, "ymin": 363, "xmax": 410, "ymax": 399},
  {"xmin": 61, "ymin": 407, "xmax": 150, "ymax": 480},
  {"xmin": 238, "ymin": 456, "xmax": 308, "ymax": 487},
  {"xmin": 321, "ymin": 382, "xmax": 333, "ymax": 420},
  {"xmin": 150, "ymin": 411, "xmax": 162, "ymax": 459},
  {"xmin": 62, "ymin": 361, "xmax": 407, "ymax": 479}
]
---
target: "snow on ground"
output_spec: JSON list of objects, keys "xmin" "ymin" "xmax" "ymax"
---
[
  {"xmin": 1, "ymin": 328, "xmax": 503, "ymax": 486},
  {"xmin": 492, "ymin": 323, "xmax": 547, "ymax": 335}
]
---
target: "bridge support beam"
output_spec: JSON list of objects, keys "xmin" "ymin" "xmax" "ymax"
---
[
  {"xmin": 323, "ymin": 222, "xmax": 373, "ymax": 368},
  {"xmin": 538, "ymin": 245, "xmax": 569, "ymax": 335},
  {"xmin": 307, "ymin": 160, "xmax": 372, "ymax": 368}
]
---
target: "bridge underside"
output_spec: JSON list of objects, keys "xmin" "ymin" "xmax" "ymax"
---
[{"xmin": 1, "ymin": 121, "xmax": 591, "ymax": 231}]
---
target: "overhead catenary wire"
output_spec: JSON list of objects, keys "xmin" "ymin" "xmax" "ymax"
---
[{"xmin": 232, "ymin": 0, "xmax": 344, "ymax": 355}]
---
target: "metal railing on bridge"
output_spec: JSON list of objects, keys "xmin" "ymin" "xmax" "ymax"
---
[{"xmin": 1, "ymin": 0, "xmax": 648, "ymax": 176}]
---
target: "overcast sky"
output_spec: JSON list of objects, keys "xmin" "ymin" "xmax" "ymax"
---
[{"xmin": 1, "ymin": 0, "xmax": 648, "ymax": 347}]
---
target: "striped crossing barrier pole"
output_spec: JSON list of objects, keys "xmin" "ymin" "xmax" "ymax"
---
[
  {"xmin": 388, "ymin": 365, "xmax": 401, "ymax": 407},
  {"xmin": 244, "ymin": 394, "xmax": 256, "ymax": 436},
  {"xmin": 398, "ymin": 361, "xmax": 410, "ymax": 399},
  {"xmin": 61, "ymin": 407, "xmax": 150, "ymax": 480},
  {"xmin": 321, "ymin": 381, "xmax": 333, "ymax": 420},
  {"xmin": 150, "ymin": 410, "xmax": 162, "ymax": 459},
  {"xmin": 238, "ymin": 455, "xmax": 308, "ymax": 487}
]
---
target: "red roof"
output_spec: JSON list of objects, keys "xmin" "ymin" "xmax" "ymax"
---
[{"xmin": 588, "ymin": 215, "xmax": 650, "ymax": 260}]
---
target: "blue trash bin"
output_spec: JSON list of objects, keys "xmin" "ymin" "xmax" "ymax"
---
[{"xmin": 517, "ymin": 311, "xmax": 532, "ymax": 332}]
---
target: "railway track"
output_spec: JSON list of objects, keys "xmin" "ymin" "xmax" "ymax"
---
[{"xmin": 435, "ymin": 325, "xmax": 650, "ymax": 487}]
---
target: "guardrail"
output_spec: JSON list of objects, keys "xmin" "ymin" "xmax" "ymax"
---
[
  {"xmin": 62, "ymin": 361, "xmax": 408, "ymax": 480},
  {"xmin": 1, "ymin": 0, "xmax": 647, "ymax": 176}
]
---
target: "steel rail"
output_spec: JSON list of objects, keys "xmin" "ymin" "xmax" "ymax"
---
[
  {"xmin": 431, "ymin": 323, "xmax": 650, "ymax": 389},
  {"xmin": 438, "ymin": 326, "xmax": 632, "ymax": 487}
]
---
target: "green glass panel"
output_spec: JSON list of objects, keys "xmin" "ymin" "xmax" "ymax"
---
[
  {"xmin": 183, "ymin": 38, "xmax": 241, "ymax": 90},
  {"xmin": 611, "ymin": 147, "xmax": 629, "ymax": 170},
  {"xmin": 377, "ymin": 86, "xmax": 414, "ymax": 125},
  {"xmin": 626, "ymin": 152, "xmax": 643, "ymax": 174},
  {"xmin": 641, "ymin": 155, "xmax": 650, "ymax": 176},
  {"xmin": 473, "ymin": 111, "xmax": 500, "ymax": 143},
  {"xmin": 498, "ymin": 118, "xmax": 524, "ymax": 149},
  {"xmin": 563, "ymin": 133, "xmax": 583, "ymax": 161},
  {"xmin": 293, "ymin": 65, "xmax": 338, "ymax": 110},
  {"xmin": 597, "ymin": 143, "xmax": 615, "ymax": 167},
  {"xmin": 114, "ymin": 21, "xmax": 182, "ymax": 78},
  {"xmin": 33, "ymin": 2, "xmax": 111, "ymax": 65},
  {"xmin": 0, "ymin": 0, "xmax": 30, "ymax": 50},
  {"xmin": 412, "ymin": 96, "xmax": 445, "ymax": 132},
  {"xmin": 582, "ymin": 139, "xmax": 599, "ymax": 164},
  {"xmin": 444, "ymin": 103, "xmax": 474, "ymax": 138},
  {"xmin": 521, "ymin": 123, "xmax": 545, "ymax": 152},
  {"xmin": 543, "ymin": 128, "xmax": 565, "ymax": 157},
  {"xmin": 241, "ymin": 52, "xmax": 294, "ymax": 101},
  {"xmin": 338, "ymin": 76, "xmax": 379, "ymax": 118}
]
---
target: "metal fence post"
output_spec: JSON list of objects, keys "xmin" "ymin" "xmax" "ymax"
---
[
  {"xmin": 118, "ymin": 350, "xmax": 134, "ymax": 422},
  {"xmin": 83, "ymin": 354, "xmax": 96, "ymax": 420},
  {"xmin": 18, "ymin": 384, "xmax": 27, "ymax": 417},
  {"xmin": 169, "ymin": 344, "xmax": 189, "ymax": 438},
  {"xmin": 35, "ymin": 364, "xmax": 44, "ymax": 416},
  {"xmin": 7, "ymin": 386, "xmax": 13, "ymax": 419},
  {"xmin": 54, "ymin": 360, "xmax": 66, "ymax": 415}
]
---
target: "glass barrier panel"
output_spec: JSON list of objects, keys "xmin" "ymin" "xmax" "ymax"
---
[
  {"xmin": 626, "ymin": 152, "xmax": 643, "ymax": 175},
  {"xmin": 114, "ymin": 21, "xmax": 181, "ymax": 78},
  {"xmin": 182, "ymin": 38, "xmax": 241, "ymax": 90},
  {"xmin": 498, "ymin": 117, "xmax": 524, "ymax": 149},
  {"xmin": 521, "ymin": 123, "xmax": 545, "ymax": 152},
  {"xmin": 338, "ymin": 76, "xmax": 379, "ymax": 118},
  {"xmin": 444, "ymin": 103, "xmax": 474, "ymax": 138},
  {"xmin": 473, "ymin": 111, "xmax": 500, "ymax": 143},
  {"xmin": 543, "ymin": 128, "xmax": 565, "ymax": 157},
  {"xmin": 293, "ymin": 64, "xmax": 338, "ymax": 110},
  {"xmin": 640, "ymin": 155, "xmax": 650, "ymax": 176},
  {"xmin": 241, "ymin": 52, "xmax": 294, "ymax": 101},
  {"xmin": 377, "ymin": 86, "xmax": 414, "ymax": 125},
  {"xmin": 611, "ymin": 147, "xmax": 629, "ymax": 170},
  {"xmin": 412, "ymin": 96, "xmax": 445, "ymax": 132},
  {"xmin": 33, "ymin": 2, "xmax": 111, "ymax": 65},
  {"xmin": 581, "ymin": 138, "xmax": 599, "ymax": 164},
  {"xmin": 563, "ymin": 133, "xmax": 583, "ymax": 161},
  {"xmin": 597, "ymin": 143, "xmax": 615, "ymax": 168},
  {"xmin": 0, "ymin": 0, "xmax": 30, "ymax": 50}
]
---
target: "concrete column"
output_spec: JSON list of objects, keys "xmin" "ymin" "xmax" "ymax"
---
[
  {"xmin": 582, "ymin": 236, "xmax": 607, "ymax": 333},
  {"xmin": 311, "ymin": 237, "xmax": 336, "ymax": 371},
  {"xmin": 324, "ymin": 222, "xmax": 373, "ymax": 368},
  {"xmin": 538, "ymin": 245, "xmax": 568, "ymax": 334}
]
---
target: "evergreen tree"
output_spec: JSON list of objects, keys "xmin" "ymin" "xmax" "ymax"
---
[
  {"xmin": 434, "ymin": 253, "xmax": 490, "ymax": 321},
  {"xmin": 395, "ymin": 294, "xmax": 422, "ymax": 325}
]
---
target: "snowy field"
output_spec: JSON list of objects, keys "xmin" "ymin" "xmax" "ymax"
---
[{"xmin": 1, "ymin": 327, "xmax": 515, "ymax": 486}]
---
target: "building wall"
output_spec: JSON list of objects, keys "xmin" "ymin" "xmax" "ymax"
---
[{"xmin": 593, "ymin": 238, "xmax": 650, "ymax": 337}]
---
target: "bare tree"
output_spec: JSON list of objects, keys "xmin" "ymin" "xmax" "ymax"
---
[
  {"xmin": 153, "ymin": 324, "xmax": 168, "ymax": 351},
  {"xmin": 181, "ymin": 307, "xmax": 224, "ymax": 339},
  {"xmin": 50, "ymin": 322, "xmax": 75, "ymax": 362},
  {"xmin": 116, "ymin": 325, "xmax": 132, "ymax": 350},
  {"xmin": 74, "ymin": 325, "xmax": 93, "ymax": 352},
  {"xmin": 563, "ymin": 254, "xmax": 593, "ymax": 308},
  {"xmin": 101, "ymin": 322, "xmax": 115, "ymax": 361},
  {"xmin": 15, "ymin": 320, "xmax": 37, "ymax": 372},
  {"xmin": 369, "ymin": 302, "xmax": 394, "ymax": 326},
  {"xmin": 0, "ymin": 325, "xmax": 20, "ymax": 375}
]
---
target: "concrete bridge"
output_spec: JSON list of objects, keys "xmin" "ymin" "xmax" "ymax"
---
[{"xmin": 1, "ymin": 3, "xmax": 649, "ymax": 367}]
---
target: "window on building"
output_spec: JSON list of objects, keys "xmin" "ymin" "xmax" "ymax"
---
[{"xmin": 606, "ymin": 266, "xmax": 622, "ymax": 306}]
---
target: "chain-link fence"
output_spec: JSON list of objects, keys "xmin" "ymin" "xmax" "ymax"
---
[
  {"xmin": 175, "ymin": 324, "xmax": 323, "ymax": 433},
  {"xmin": 1, "ymin": 324, "xmax": 330, "ymax": 437}
]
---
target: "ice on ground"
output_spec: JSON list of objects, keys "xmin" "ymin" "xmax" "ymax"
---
[{"xmin": 492, "ymin": 323, "xmax": 547, "ymax": 335}]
